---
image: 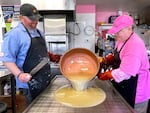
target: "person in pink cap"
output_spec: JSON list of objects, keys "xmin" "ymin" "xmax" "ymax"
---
[{"xmin": 97, "ymin": 15, "xmax": 150, "ymax": 113}]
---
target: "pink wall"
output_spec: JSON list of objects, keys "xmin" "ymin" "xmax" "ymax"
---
[
  {"xmin": 96, "ymin": 12, "xmax": 117, "ymax": 23},
  {"xmin": 76, "ymin": 4, "xmax": 128, "ymax": 31},
  {"xmin": 96, "ymin": 11, "xmax": 129, "ymax": 23}
]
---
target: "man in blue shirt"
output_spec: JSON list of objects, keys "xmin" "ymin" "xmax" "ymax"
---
[{"xmin": 0, "ymin": 3, "xmax": 51, "ymax": 105}]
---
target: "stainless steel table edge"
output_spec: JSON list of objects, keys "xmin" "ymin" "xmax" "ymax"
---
[{"xmin": 23, "ymin": 75, "xmax": 136, "ymax": 113}]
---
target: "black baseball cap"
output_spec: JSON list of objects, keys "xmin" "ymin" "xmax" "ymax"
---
[{"xmin": 20, "ymin": 3, "xmax": 42, "ymax": 20}]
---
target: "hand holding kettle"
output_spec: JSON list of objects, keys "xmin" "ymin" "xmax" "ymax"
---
[
  {"xmin": 98, "ymin": 53, "xmax": 114, "ymax": 72},
  {"xmin": 97, "ymin": 69, "xmax": 113, "ymax": 80},
  {"xmin": 97, "ymin": 53, "xmax": 114, "ymax": 80}
]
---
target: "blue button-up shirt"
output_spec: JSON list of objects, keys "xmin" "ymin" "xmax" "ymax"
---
[{"xmin": 0, "ymin": 22, "xmax": 44, "ymax": 89}]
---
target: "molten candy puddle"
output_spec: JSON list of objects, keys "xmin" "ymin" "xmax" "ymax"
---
[
  {"xmin": 56, "ymin": 48, "xmax": 106, "ymax": 107},
  {"xmin": 54, "ymin": 83, "xmax": 106, "ymax": 108}
]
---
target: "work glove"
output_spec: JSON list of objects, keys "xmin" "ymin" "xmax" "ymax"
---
[
  {"xmin": 98, "ymin": 53, "xmax": 114, "ymax": 72},
  {"xmin": 48, "ymin": 52, "xmax": 61, "ymax": 63},
  {"xmin": 98, "ymin": 53, "xmax": 114, "ymax": 66},
  {"xmin": 105, "ymin": 53, "xmax": 114, "ymax": 65},
  {"xmin": 97, "ymin": 70, "xmax": 113, "ymax": 80}
]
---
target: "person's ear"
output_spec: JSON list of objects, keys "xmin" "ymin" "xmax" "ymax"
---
[{"xmin": 19, "ymin": 15, "xmax": 23, "ymax": 20}]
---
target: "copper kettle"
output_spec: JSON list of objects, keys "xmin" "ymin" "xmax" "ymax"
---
[{"xmin": 59, "ymin": 48, "xmax": 100, "ymax": 82}]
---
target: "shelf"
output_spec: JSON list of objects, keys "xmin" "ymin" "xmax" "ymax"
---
[
  {"xmin": 99, "ymin": 24, "xmax": 112, "ymax": 30},
  {"xmin": 100, "ymin": 23, "xmax": 113, "ymax": 26}
]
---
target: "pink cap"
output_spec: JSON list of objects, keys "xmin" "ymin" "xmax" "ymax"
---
[{"xmin": 108, "ymin": 15, "xmax": 134, "ymax": 34}]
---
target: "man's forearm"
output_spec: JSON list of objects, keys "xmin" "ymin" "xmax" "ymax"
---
[{"xmin": 3, "ymin": 62, "xmax": 22, "ymax": 77}]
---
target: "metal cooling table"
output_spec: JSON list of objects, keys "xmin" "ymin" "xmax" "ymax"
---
[{"xmin": 23, "ymin": 76, "xmax": 136, "ymax": 113}]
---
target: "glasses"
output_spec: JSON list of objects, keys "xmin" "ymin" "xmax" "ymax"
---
[{"xmin": 114, "ymin": 27, "xmax": 128, "ymax": 35}]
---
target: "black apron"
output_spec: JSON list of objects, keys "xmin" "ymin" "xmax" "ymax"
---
[
  {"xmin": 111, "ymin": 33, "xmax": 138, "ymax": 108},
  {"xmin": 22, "ymin": 25, "xmax": 51, "ymax": 99}
]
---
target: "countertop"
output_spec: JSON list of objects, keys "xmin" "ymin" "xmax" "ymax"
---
[
  {"xmin": 0, "ymin": 65, "xmax": 10, "ymax": 78},
  {"xmin": 23, "ymin": 76, "xmax": 136, "ymax": 113},
  {"xmin": 0, "ymin": 71, "xmax": 11, "ymax": 78}
]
